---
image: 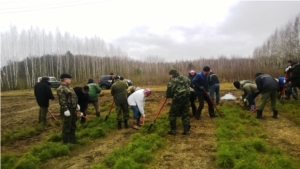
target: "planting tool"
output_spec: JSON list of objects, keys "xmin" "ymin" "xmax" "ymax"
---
[
  {"xmin": 76, "ymin": 111, "xmax": 90, "ymax": 120},
  {"xmin": 148, "ymin": 98, "xmax": 167, "ymax": 132},
  {"xmin": 105, "ymin": 100, "xmax": 115, "ymax": 121},
  {"xmin": 203, "ymin": 89, "xmax": 224, "ymax": 117},
  {"xmin": 48, "ymin": 110, "xmax": 57, "ymax": 121},
  {"xmin": 251, "ymin": 99, "xmax": 270, "ymax": 114},
  {"xmin": 142, "ymin": 116, "xmax": 145, "ymax": 125}
]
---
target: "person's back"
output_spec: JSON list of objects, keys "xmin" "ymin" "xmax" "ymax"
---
[
  {"xmin": 209, "ymin": 71, "xmax": 220, "ymax": 104},
  {"xmin": 87, "ymin": 78, "xmax": 101, "ymax": 117}
]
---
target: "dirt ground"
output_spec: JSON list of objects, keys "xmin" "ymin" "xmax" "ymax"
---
[{"xmin": 1, "ymin": 86, "xmax": 300, "ymax": 169}]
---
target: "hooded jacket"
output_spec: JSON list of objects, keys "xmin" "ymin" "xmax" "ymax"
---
[
  {"xmin": 255, "ymin": 74, "xmax": 279, "ymax": 94},
  {"xmin": 34, "ymin": 80, "xmax": 54, "ymax": 107}
]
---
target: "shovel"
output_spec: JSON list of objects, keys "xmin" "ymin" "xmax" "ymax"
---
[
  {"xmin": 148, "ymin": 98, "xmax": 167, "ymax": 132},
  {"xmin": 105, "ymin": 100, "xmax": 115, "ymax": 121},
  {"xmin": 203, "ymin": 89, "xmax": 224, "ymax": 117}
]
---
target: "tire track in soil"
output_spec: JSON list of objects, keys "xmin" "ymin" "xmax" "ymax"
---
[{"xmin": 260, "ymin": 111, "xmax": 300, "ymax": 162}]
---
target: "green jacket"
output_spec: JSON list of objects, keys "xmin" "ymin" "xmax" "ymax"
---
[
  {"xmin": 57, "ymin": 84, "xmax": 78, "ymax": 111},
  {"xmin": 87, "ymin": 83, "xmax": 101, "ymax": 102},
  {"xmin": 111, "ymin": 79, "xmax": 128, "ymax": 104},
  {"xmin": 240, "ymin": 80, "xmax": 258, "ymax": 100},
  {"xmin": 166, "ymin": 74, "xmax": 191, "ymax": 100}
]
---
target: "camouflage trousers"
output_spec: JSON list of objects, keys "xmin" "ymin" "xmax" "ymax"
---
[
  {"xmin": 258, "ymin": 90, "xmax": 277, "ymax": 111},
  {"xmin": 60, "ymin": 108, "xmax": 77, "ymax": 144},
  {"xmin": 39, "ymin": 107, "xmax": 48, "ymax": 125},
  {"xmin": 169, "ymin": 96, "xmax": 190, "ymax": 126},
  {"xmin": 115, "ymin": 103, "xmax": 129, "ymax": 121}
]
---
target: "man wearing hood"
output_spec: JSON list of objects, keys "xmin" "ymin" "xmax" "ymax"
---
[{"xmin": 34, "ymin": 76, "xmax": 55, "ymax": 127}]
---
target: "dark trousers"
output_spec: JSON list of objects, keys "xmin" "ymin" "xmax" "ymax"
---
[
  {"xmin": 197, "ymin": 94, "xmax": 214, "ymax": 116},
  {"xmin": 39, "ymin": 107, "xmax": 48, "ymax": 125},
  {"xmin": 190, "ymin": 92, "xmax": 197, "ymax": 115},
  {"xmin": 169, "ymin": 97, "xmax": 190, "ymax": 126},
  {"xmin": 115, "ymin": 103, "xmax": 129, "ymax": 121}
]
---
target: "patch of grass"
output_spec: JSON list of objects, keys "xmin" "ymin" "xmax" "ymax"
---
[
  {"xmin": 1, "ymin": 127, "xmax": 38, "ymax": 144},
  {"xmin": 31, "ymin": 142, "xmax": 69, "ymax": 162},
  {"xmin": 277, "ymin": 100, "xmax": 300, "ymax": 125},
  {"xmin": 216, "ymin": 104, "xmax": 300, "ymax": 169},
  {"xmin": 1, "ymin": 153, "xmax": 18, "ymax": 169},
  {"xmin": 15, "ymin": 153, "xmax": 40, "ymax": 169}
]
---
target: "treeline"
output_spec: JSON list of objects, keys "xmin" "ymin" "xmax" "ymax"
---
[{"xmin": 1, "ymin": 13, "xmax": 300, "ymax": 91}]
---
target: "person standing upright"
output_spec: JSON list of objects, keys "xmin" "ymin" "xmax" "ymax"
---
[
  {"xmin": 255, "ymin": 73, "xmax": 279, "ymax": 119},
  {"xmin": 57, "ymin": 73, "xmax": 79, "ymax": 144},
  {"xmin": 188, "ymin": 70, "xmax": 197, "ymax": 116},
  {"xmin": 34, "ymin": 76, "xmax": 55, "ymax": 127},
  {"xmin": 87, "ymin": 78, "xmax": 101, "ymax": 117},
  {"xmin": 166, "ymin": 68, "xmax": 191, "ymax": 135},
  {"xmin": 111, "ymin": 75, "xmax": 129, "ymax": 129},
  {"xmin": 209, "ymin": 70, "xmax": 220, "ymax": 105},
  {"xmin": 73, "ymin": 85, "xmax": 89, "ymax": 123},
  {"xmin": 192, "ymin": 66, "xmax": 218, "ymax": 120}
]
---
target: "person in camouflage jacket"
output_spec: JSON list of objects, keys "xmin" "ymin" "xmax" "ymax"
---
[
  {"xmin": 57, "ymin": 73, "xmax": 79, "ymax": 144},
  {"xmin": 165, "ymin": 68, "xmax": 191, "ymax": 135},
  {"xmin": 111, "ymin": 75, "xmax": 129, "ymax": 129}
]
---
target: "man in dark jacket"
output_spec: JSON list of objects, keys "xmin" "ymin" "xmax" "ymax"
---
[
  {"xmin": 34, "ymin": 76, "xmax": 55, "ymax": 126},
  {"xmin": 255, "ymin": 73, "xmax": 280, "ymax": 119},
  {"xmin": 166, "ymin": 68, "xmax": 191, "ymax": 135},
  {"xmin": 286, "ymin": 62, "xmax": 300, "ymax": 99},
  {"xmin": 284, "ymin": 61, "xmax": 298, "ymax": 99},
  {"xmin": 188, "ymin": 70, "xmax": 197, "ymax": 116},
  {"xmin": 192, "ymin": 66, "xmax": 218, "ymax": 120},
  {"xmin": 73, "ymin": 86, "xmax": 89, "ymax": 123},
  {"xmin": 111, "ymin": 75, "xmax": 129, "ymax": 129},
  {"xmin": 209, "ymin": 71, "xmax": 220, "ymax": 105}
]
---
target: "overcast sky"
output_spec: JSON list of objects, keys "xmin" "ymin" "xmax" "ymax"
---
[{"xmin": 1, "ymin": 0, "xmax": 300, "ymax": 61}]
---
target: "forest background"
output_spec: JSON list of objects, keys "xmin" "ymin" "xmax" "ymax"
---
[{"xmin": 1, "ymin": 14, "xmax": 300, "ymax": 91}]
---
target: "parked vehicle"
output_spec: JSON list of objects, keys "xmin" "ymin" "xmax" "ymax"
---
[
  {"xmin": 37, "ymin": 76, "xmax": 61, "ymax": 88},
  {"xmin": 98, "ymin": 75, "xmax": 132, "ymax": 90}
]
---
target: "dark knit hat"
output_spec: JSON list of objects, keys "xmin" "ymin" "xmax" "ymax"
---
[
  {"xmin": 203, "ymin": 66, "xmax": 210, "ymax": 72},
  {"xmin": 169, "ymin": 68, "xmax": 178, "ymax": 75},
  {"xmin": 83, "ymin": 85, "xmax": 89, "ymax": 92},
  {"xmin": 255, "ymin": 73, "xmax": 263, "ymax": 77},
  {"xmin": 60, "ymin": 73, "xmax": 72, "ymax": 79},
  {"xmin": 233, "ymin": 81, "xmax": 240, "ymax": 89},
  {"xmin": 88, "ymin": 78, "xmax": 94, "ymax": 83},
  {"xmin": 288, "ymin": 60, "xmax": 293, "ymax": 63},
  {"xmin": 120, "ymin": 76, "xmax": 124, "ymax": 80},
  {"xmin": 110, "ymin": 73, "xmax": 114, "ymax": 75}
]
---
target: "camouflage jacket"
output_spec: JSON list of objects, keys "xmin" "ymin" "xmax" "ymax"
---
[
  {"xmin": 57, "ymin": 84, "xmax": 78, "ymax": 111},
  {"xmin": 166, "ymin": 74, "xmax": 191, "ymax": 100}
]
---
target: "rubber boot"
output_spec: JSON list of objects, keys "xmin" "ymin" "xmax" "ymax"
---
[
  {"xmin": 132, "ymin": 119, "xmax": 140, "ymax": 130},
  {"xmin": 209, "ymin": 112, "xmax": 218, "ymax": 117},
  {"xmin": 70, "ymin": 130, "xmax": 77, "ymax": 144},
  {"xmin": 182, "ymin": 125, "xmax": 191, "ymax": 135},
  {"xmin": 168, "ymin": 121, "xmax": 176, "ymax": 135},
  {"xmin": 272, "ymin": 110, "xmax": 278, "ymax": 119},
  {"xmin": 96, "ymin": 111, "xmax": 100, "ymax": 117},
  {"xmin": 117, "ymin": 121, "xmax": 122, "ymax": 129},
  {"xmin": 256, "ymin": 110, "xmax": 263, "ymax": 119},
  {"xmin": 124, "ymin": 120, "xmax": 128, "ymax": 128},
  {"xmin": 62, "ymin": 132, "xmax": 70, "ymax": 144}
]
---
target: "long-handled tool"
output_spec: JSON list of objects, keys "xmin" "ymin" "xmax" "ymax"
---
[
  {"xmin": 203, "ymin": 89, "xmax": 224, "ymax": 117},
  {"xmin": 105, "ymin": 100, "xmax": 115, "ymax": 121},
  {"xmin": 48, "ymin": 110, "xmax": 57, "ymax": 121},
  {"xmin": 251, "ymin": 99, "xmax": 270, "ymax": 114},
  {"xmin": 76, "ymin": 111, "xmax": 90, "ymax": 120},
  {"xmin": 142, "ymin": 116, "xmax": 145, "ymax": 125},
  {"xmin": 148, "ymin": 98, "xmax": 167, "ymax": 132}
]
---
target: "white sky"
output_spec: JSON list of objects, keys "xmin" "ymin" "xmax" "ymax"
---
[{"xmin": 1, "ymin": 0, "xmax": 300, "ymax": 61}]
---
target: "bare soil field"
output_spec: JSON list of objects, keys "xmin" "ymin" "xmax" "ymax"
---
[{"xmin": 1, "ymin": 84, "xmax": 300, "ymax": 169}]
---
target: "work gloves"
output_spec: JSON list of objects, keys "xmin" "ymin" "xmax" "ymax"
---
[
  {"xmin": 243, "ymin": 99, "xmax": 247, "ymax": 103},
  {"xmin": 285, "ymin": 66, "xmax": 291, "ymax": 72},
  {"xmin": 200, "ymin": 86, "xmax": 205, "ymax": 90},
  {"xmin": 76, "ymin": 104, "xmax": 80, "ymax": 111},
  {"xmin": 141, "ymin": 113, "xmax": 145, "ymax": 118},
  {"xmin": 64, "ymin": 110, "xmax": 71, "ymax": 116},
  {"xmin": 80, "ymin": 112, "xmax": 84, "ymax": 117}
]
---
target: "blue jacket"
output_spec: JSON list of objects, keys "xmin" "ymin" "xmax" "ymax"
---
[{"xmin": 192, "ymin": 72, "xmax": 209, "ymax": 95}]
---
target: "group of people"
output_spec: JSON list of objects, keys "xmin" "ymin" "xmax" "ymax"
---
[
  {"xmin": 33, "ymin": 60, "xmax": 300, "ymax": 142},
  {"xmin": 34, "ymin": 73, "xmax": 151, "ymax": 144},
  {"xmin": 233, "ymin": 60, "xmax": 300, "ymax": 119}
]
